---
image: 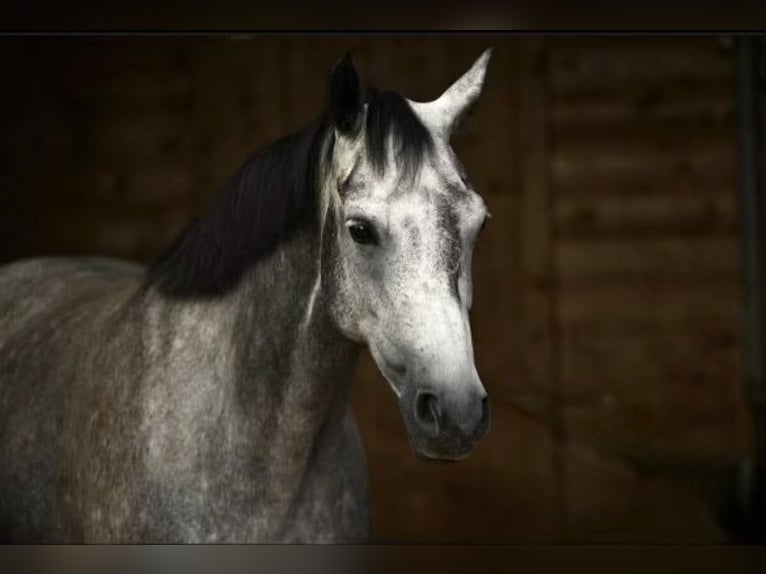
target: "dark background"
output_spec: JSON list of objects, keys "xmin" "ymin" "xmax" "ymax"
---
[{"xmin": 0, "ymin": 34, "xmax": 752, "ymax": 542}]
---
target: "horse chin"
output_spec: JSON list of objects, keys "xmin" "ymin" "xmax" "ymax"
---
[
  {"xmin": 408, "ymin": 435, "xmax": 475, "ymax": 463},
  {"xmin": 413, "ymin": 449, "xmax": 471, "ymax": 464}
]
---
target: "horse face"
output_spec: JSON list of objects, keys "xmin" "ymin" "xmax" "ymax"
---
[{"xmin": 324, "ymin": 50, "xmax": 492, "ymax": 460}]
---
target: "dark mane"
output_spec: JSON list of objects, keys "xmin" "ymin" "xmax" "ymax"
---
[
  {"xmin": 145, "ymin": 118, "xmax": 332, "ymax": 298},
  {"xmin": 146, "ymin": 86, "xmax": 433, "ymax": 298}
]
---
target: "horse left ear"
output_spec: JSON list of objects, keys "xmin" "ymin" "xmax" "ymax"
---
[
  {"xmin": 412, "ymin": 48, "xmax": 492, "ymax": 137},
  {"xmin": 328, "ymin": 52, "xmax": 364, "ymax": 135}
]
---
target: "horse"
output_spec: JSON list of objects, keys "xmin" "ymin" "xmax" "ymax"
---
[{"xmin": 0, "ymin": 48, "xmax": 493, "ymax": 543}]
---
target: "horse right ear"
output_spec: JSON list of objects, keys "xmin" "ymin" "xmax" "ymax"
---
[{"xmin": 328, "ymin": 52, "xmax": 364, "ymax": 135}]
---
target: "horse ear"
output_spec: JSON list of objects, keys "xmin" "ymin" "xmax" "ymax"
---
[
  {"xmin": 413, "ymin": 48, "xmax": 492, "ymax": 137},
  {"xmin": 328, "ymin": 52, "xmax": 364, "ymax": 135}
]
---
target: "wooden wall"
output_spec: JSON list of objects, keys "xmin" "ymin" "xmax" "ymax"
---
[
  {"xmin": 546, "ymin": 37, "xmax": 748, "ymax": 540},
  {"xmin": 0, "ymin": 35, "xmax": 751, "ymax": 542}
]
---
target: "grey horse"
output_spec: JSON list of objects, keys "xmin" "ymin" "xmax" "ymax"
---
[{"xmin": 0, "ymin": 49, "xmax": 492, "ymax": 543}]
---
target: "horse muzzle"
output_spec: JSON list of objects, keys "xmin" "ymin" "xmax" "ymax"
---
[{"xmin": 399, "ymin": 382, "xmax": 490, "ymax": 461}]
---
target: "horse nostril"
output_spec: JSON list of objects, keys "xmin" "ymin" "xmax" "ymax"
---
[
  {"xmin": 414, "ymin": 391, "xmax": 441, "ymax": 436},
  {"xmin": 476, "ymin": 395, "xmax": 490, "ymax": 437}
]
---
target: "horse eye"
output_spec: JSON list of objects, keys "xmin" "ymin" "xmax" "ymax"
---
[
  {"xmin": 347, "ymin": 221, "xmax": 378, "ymax": 245},
  {"xmin": 480, "ymin": 213, "xmax": 491, "ymax": 231}
]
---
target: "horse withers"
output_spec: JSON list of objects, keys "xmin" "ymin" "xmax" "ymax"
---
[{"xmin": 0, "ymin": 48, "xmax": 493, "ymax": 542}]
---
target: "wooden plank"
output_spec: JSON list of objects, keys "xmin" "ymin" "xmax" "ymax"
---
[
  {"xmin": 517, "ymin": 36, "xmax": 567, "ymax": 537},
  {"xmin": 559, "ymin": 280, "xmax": 740, "ymax": 327},
  {"xmin": 519, "ymin": 37, "xmax": 556, "ymax": 394},
  {"xmin": 562, "ymin": 382, "xmax": 751, "ymax": 467},
  {"xmin": 553, "ymin": 172, "xmax": 735, "ymax": 199},
  {"xmin": 551, "ymin": 114, "xmax": 735, "ymax": 152},
  {"xmin": 558, "ymin": 237, "xmax": 740, "ymax": 280},
  {"xmin": 548, "ymin": 37, "xmax": 733, "ymax": 96},
  {"xmin": 554, "ymin": 192, "xmax": 738, "ymax": 240},
  {"xmin": 550, "ymin": 138, "xmax": 735, "ymax": 193},
  {"xmin": 551, "ymin": 82, "xmax": 734, "ymax": 126},
  {"xmin": 560, "ymin": 326, "xmax": 741, "ymax": 396}
]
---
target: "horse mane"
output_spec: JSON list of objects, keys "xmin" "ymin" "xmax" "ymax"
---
[{"xmin": 145, "ymin": 86, "xmax": 433, "ymax": 298}]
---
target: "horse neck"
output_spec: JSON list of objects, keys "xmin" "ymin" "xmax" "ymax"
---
[
  {"xmin": 143, "ymin": 222, "xmax": 359, "ymax": 493},
  {"xmin": 232, "ymin": 224, "xmax": 360, "ymax": 424}
]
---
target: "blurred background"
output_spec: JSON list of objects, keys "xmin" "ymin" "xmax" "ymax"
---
[{"xmin": 0, "ymin": 34, "xmax": 762, "ymax": 543}]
